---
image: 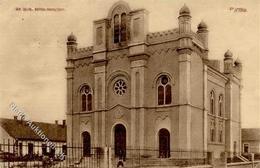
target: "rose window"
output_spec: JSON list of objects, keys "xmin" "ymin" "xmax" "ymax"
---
[{"xmin": 114, "ymin": 79, "xmax": 127, "ymax": 95}]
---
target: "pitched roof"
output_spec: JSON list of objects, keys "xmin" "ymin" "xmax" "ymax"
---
[
  {"xmin": 242, "ymin": 128, "xmax": 260, "ymax": 141},
  {"xmin": 0, "ymin": 118, "xmax": 66, "ymax": 142}
]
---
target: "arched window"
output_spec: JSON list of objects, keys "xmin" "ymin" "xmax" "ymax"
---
[
  {"xmin": 210, "ymin": 91, "xmax": 215, "ymax": 114},
  {"xmin": 210, "ymin": 120, "xmax": 215, "ymax": 142},
  {"xmin": 82, "ymin": 95, "xmax": 86, "ymax": 111},
  {"xmin": 113, "ymin": 13, "xmax": 127, "ymax": 43},
  {"xmin": 114, "ymin": 14, "xmax": 120, "ymax": 43},
  {"xmin": 159, "ymin": 129, "xmax": 170, "ymax": 158},
  {"xmin": 219, "ymin": 94, "xmax": 223, "ymax": 117},
  {"xmin": 80, "ymin": 85, "xmax": 92, "ymax": 111},
  {"xmin": 120, "ymin": 13, "xmax": 127, "ymax": 42},
  {"xmin": 219, "ymin": 122, "xmax": 223, "ymax": 143},
  {"xmin": 82, "ymin": 131, "xmax": 91, "ymax": 157},
  {"xmin": 157, "ymin": 75, "xmax": 172, "ymax": 105},
  {"xmin": 219, "ymin": 130, "xmax": 223, "ymax": 143}
]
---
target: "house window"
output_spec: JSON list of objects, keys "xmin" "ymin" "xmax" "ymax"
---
[
  {"xmin": 219, "ymin": 94, "xmax": 223, "ymax": 117},
  {"xmin": 158, "ymin": 75, "xmax": 172, "ymax": 105},
  {"xmin": 210, "ymin": 91, "xmax": 215, "ymax": 114},
  {"xmin": 50, "ymin": 147, "xmax": 55, "ymax": 158},
  {"xmin": 80, "ymin": 85, "xmax": 92, "ymax": 111},
  {"xmin": 243, "ymin": 143, "xmax": 249, "ymax": 153},
  {"xmin": 28, "ymin": 143, "xmax": 34, "ymax": 156},
  {"xmin": 42, "ymin": 144, "xmax": 47, "ymax": 155},
  {"xmin": 113, "ymin": 13, "xmax": 127, "ymax": 43},
  {"xmin": 62, "ymin": 145, "xmax": 67, "ymax": 155}
]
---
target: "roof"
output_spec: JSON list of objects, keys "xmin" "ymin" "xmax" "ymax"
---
[
  {"xmin": 0, "ymin": 118, "xmax": 66, "ymax": 142},
  {"xmin": 242, "ymin": 128, "xmax": 260, "ymax": 141},
  {"xmin": 179, "ymin": 4, "xmax": 190, "ymax": 15}
]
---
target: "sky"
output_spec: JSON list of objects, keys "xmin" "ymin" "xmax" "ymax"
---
[{"xmin": 0, "ymin": 0, "xmax": 259, "ymax": 127}]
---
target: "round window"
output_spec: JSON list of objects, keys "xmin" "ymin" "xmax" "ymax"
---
[
  {"xmin": 161, "ymin": 76, "xmax": 168, "ymax": 85},
  {"xmin": 114, "ymin": 79, "xmax": 127, "ymax": 96}
]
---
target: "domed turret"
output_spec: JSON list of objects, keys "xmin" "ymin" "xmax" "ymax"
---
[
  {"xmin": 234, "ymin": 57, "xmax": 242, "ymax": 66},
  {"xmin": 178, "ymin": 4, "xmax": 191, "ymax": 34},
  {"xmin": 235, "ymin": 57, "xmax": 241, "ymax": 64},
  {"xmin": 67, "ymin": 32, "xmax": 77, "ymax": 57},
  {"xmin": 197, "ymin": 21, "xmax": 208, "ymax": 50},
  {"xmin": 197, "ymin": 21, "xmax": 207, "ymax": 30},
  {"xmin": 67, "ymin": 33, "xmax": 77, "ymax": 42},
  {"xmin": 234, "ymin": 57, "xmax": 242, "ymax": 73},
  {"xmin": 224, "ymin": 50, "xmax": 233, "ymax": 58},
  {"xmin": 179, "ymin": 4, "xmax": 190, "ymax": 16},
  {"xmin": 224, "ymin": 50, "xmax": 234, "ymax": 74}
]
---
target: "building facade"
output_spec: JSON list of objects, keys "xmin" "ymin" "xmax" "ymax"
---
[
  {"xmin": 0, "ymin": 117, "xmax": 66, "ymax": 158},
  {"xmin": 66, "ymin": 1, "xmax": 242, "ymax": 160},
  {"xmin": 242, "ymin": 128, "xmax": 260, "ymax": 154}
]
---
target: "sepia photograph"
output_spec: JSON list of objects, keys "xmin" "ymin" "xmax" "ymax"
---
[{"xmin": 0, "ymin": 0, "xmax": 259, "ymax": 167}]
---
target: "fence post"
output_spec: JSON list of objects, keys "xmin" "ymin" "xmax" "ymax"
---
[
  {"xmin": 251, "ymin": 153, "xmax": 254, "ymax": 168},
  {"xmin": 108, "ymin": 147, "xmax": 112, "ymax": 168},
  {"xmin": 103, "ymin": 146, "xmax": 108, "ymax": 168}
]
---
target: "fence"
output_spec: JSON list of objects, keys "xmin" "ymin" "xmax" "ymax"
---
[
  {"xmin": 0, "ymin": 140, "xmax": 210, "ymax": 168},
  {"xmin": 0, "ymin": 139, "xmax": 102, "ymax": 168}
]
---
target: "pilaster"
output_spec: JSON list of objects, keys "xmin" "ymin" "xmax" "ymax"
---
[
  {"xmin": 203, "ymin": 65, "xmax": 208, "ymax": 152},
  {"xmin": 93, "ymin": 60, "xmax": 107, "ymax": 147},
  {"xmin": 128, "ymin": 45, "xmax": 149, "ymax": 149},
  {"xmin": 65, "ymin": 64, "xmax": 74, "ymax": 145},
  {"xmin": 178, "ymin": 49, "xmax": 191, "ymax": 151},
  {"xmin": 225, "ymin": 81, "xmax": 233, "ymax": 155}
]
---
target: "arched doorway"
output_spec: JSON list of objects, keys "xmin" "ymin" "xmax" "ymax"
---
[
  {"xmin": 114, "ymin": 124, "xmax": 126, "ymax": 159},
  {"xmin": 82, "ymin": 131, "xmax": 91, "ymax": 157},
  {"xmin": 159, "ymin": 128, "xmax": 170, "ymax": 158}
]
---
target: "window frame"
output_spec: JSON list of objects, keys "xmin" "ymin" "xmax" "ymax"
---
[
  {"xmin": 243, "ymin": 143, "xmax": 249, "ymax": 153},
  {"xmin": 80, "ymin": 85, "xmax": 93, "ymax": 112},
  {"xmin": 157, "ymin": 75, "xmax": 172, "ymax": 106},
  {"xmin": 113, "ymin": 12, "xmax": 127, "ymax": 44},
  {"xmin": 210, "ymin": 91, "xmax": 215, "ymax": 115},
  {"xmin": 218, "ymin": 94, "xmax": 223, "ymax": 117}
]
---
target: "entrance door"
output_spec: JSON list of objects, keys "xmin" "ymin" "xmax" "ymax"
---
[
  {"xmin": 159, "ymin": 129, "xmax": 170, "ymax": 158},
  {"xmin": 114, "ymin": 124, "xmax": 126, "ymax": 159},
  {"xmin": 82, "ymin": 131, "xmax": 91, "ymax": 157}
]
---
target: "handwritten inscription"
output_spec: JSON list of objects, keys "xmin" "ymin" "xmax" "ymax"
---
[
  {"xmin": 229, "ymin": 7, "xmax": 247, "ymax": 12},
  {"xmin": 15, "ymin": 7, "xmax": 65, "ymax": 12}
]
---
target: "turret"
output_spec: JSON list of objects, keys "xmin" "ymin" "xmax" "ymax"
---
[
  {"xmin": 178, "ymin": 4, "xmax": 191, "ymax": 34},
  {"xmin": 224, "ymin": 50, "xmax": 234, "ymax": 74},
  {"xmin": 234, "ymin": 57, "xmax": 242, "ymax": 72},
  {"xmin": 66, "ymin": 33, "xmax": 77, "ymax": 58},
  {"xmin": 197, "ymin": 21, "xmax": 208, "ymax": 50}
]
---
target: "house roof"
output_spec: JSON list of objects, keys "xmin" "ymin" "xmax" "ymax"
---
[
  {"xmin": 242, "ymin": 128, "xmax": 260, "ymax": 141},
  {"xmin": 0, "ymin": 118, "xmax": 66, "ymax": 142}
]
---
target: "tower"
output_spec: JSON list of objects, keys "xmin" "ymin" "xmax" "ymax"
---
[
  {"xmin": 197, "ymin": 21, "xmax": 208, "ymax": 50},
  {"xmin": 178, "ymin": 4, "xmax": 191, "ymax": 34}
]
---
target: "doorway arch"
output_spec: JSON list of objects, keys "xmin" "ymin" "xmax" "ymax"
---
[
  {"xmin": 114, "ymin": 124, "xmax": 126, "ymax": 159},
  {"xmin": 158, "ymin": 128, "xmax": 170, "ymax": 158},
  {"xmin": 82, "ymin": 131, "xmax": 91, "ymax": 157}
]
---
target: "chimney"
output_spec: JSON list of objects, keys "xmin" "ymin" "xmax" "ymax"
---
[
  {"xmin": 55, "ymin": 120, "xmax": 58, "ymax": 125},
  {"xmin": 14, "ymin": 116, "xmax": 18, "ymax": 120},
  {"xmin": 62, "ymin": 120, "xmax": 66, "ymax": 126}
]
